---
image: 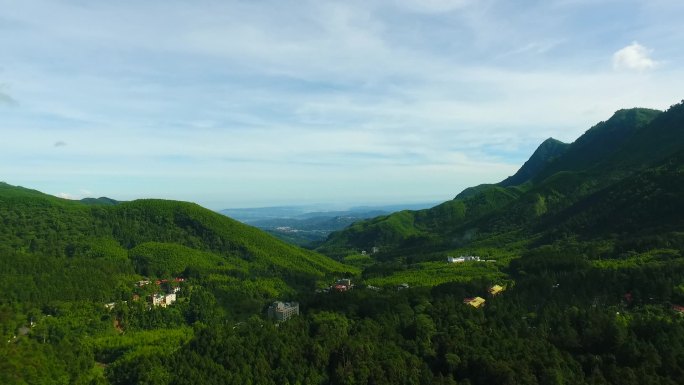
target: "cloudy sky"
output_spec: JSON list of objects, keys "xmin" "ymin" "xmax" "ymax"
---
[{"xmin": 1, "ymin": 0, "xmax": 682, "ymax": 209}]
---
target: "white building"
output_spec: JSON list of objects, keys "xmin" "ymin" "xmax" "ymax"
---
[
  {"xmin": 165, "ymin": 293, "xmax": 177, "ymax": 305},
  {"xmin": 447, "ymin": 255, "xmax": 481, "ymax": 263},
  {"xmin": 267, "ymin": 301, "xmax": 299, "ymax": 321},
  {"xmin": 150, "ymin": 294, "xmax": 165, "ymax": 307},
  {"xmin": 150, "ymin": 293, "xmax": 177, "ymax": 308}
]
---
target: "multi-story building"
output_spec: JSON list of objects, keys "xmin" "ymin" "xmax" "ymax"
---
[
  {"xmin": 267, "ymin": 301, "xmax": 299, "ymax": 321},
  {"xmin": 149, "ymin": 292, "xmax": 177, "ymax": 308}
]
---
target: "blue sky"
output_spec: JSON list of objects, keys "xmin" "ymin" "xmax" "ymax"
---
[{"xmin": 1, "ymin": 0, "xmax": 683, "ymax": 209}]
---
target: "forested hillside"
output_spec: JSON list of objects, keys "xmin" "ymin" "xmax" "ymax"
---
[
  {"xmin": 0, "ymin": 184, "xmax": 349, "ymax": 281},
  {"xmin": 319, "ymin": 103, "xmax": 683, "ymax": 260}
]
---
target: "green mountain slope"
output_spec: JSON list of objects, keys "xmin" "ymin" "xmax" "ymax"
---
[
  {"xmin": 499, "ymin": 137, "xmax": 570, "ymax": 187},
  {"xmin": 80, "ymin": 196, "xmax": 120, "ymax": 205},
  {"xmin": 320, "ymin": 184, "xmax": 523, "ymax": 257},
  {"xmin": 319, "ymin": 102, "xmax": 684, "ymax": 259},
  {"xmin": 531, "ymin": 108, "xmax": 661, "ymax": 183},
  {"xmin": 0, "ymin": 183, "xmax": 353, "ymax": 305}
]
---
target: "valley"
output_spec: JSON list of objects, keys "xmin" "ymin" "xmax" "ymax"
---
[{"xmin": 220, "ymin": 203, "xmax": 437, "ymax": 247}]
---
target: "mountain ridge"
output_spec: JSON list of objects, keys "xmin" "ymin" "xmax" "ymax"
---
[
  {"xmin": 499, "ymin": 137, "xmax": 570, "ymax": 187},
  {"xmin": 318, "ymin": 103, "xmax": 683, "ymax": 258},
  {"xmin": 0, "ymin": 182, "xmax": 353, "ymax": 291}
]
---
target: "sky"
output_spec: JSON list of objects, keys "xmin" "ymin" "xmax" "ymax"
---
[{"xmin": 1, "ymin": 0, "xmax": 683, "ymax": 209}]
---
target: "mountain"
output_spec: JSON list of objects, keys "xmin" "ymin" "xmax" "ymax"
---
[
  {"xmin": 80, "ymin": 196, "xmax": 120, "ymax": 205},
  {"xmin": 0, "ymin": 182, "xmax": 353, "ymax": 308},
  {"xmin": 318, "ymin": 102, "xmax": 684, "ymax": 259},
  {"xmin": 498, "ymin": 137, "xmax": 570, "ymax": 187}
]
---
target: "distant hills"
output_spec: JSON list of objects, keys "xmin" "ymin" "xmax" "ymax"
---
[
  {"xmin": 79, "ymin": 196, "xmax": 120, "ymax": 205},
  {"xmin": 220, "ymin": 203, "xmax": 438, "ymax": 247},
  {"xmin": 319, "ymin": 102, "xmax": 684, "ymax": 259}
]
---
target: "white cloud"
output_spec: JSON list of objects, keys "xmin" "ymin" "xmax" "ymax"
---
[
  {"xmin": 612, "ymin": 42, "xmax": 658, "ymax": 71},
  {"xmin": 0, "ymin": 1, "xmax": 682, "ymax": 207}
]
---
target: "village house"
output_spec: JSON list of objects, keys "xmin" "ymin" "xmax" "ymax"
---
[
  {"xmin": 267, "ymin": 301, "xmax": 299, "ymax": 321},
  {"xmin": 488, "ymin": 285, "xmax": 505, "ymax": 296},
  {"xmin": 447, "ymin": 255, "xmax": 481, "ymax": 263},
  {"xmin": 149, "ymin": 292, "xmax": 178, "ymax": 308},
  {"xmin": 150, "ymin": 294, "xmax": 165, "ymax": 307},
  {"xmin": 332, "ymin": 278, "xmax": 353, "ymax": 292},
  {"xmin": 463, "ymin": 297, "xmax": 486, "ymax": 308}
]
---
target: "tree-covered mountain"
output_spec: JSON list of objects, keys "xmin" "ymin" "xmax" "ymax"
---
[
  {"xmin": 318, "ymin": 103, "xmax": 682, "ymax": 259},
  {"xmin": 79, "ymin": 197, "xmax": 120, "ymax": 206},
  {"xmin": 498, "ymin": 137, "xmax": 570, "ymax": 187},
  {"xmin": 0, "ymin": 182, "xmax": 353, "ymax": 306}
]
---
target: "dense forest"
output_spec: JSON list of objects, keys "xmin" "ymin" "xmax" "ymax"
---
[{"xmin": 2, "ymin": 101, "xmax": 684, "ymax": 384}]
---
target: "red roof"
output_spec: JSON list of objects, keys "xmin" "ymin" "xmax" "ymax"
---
[{"xmin": 673, "ymin": 305, "xmax": 684, "ymax": 313}]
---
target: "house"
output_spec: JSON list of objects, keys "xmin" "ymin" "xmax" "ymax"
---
[
  {"xmin": 149, "ymin": 293, "xmax": 176, "ymax": 308},
  {"xmin": 332, "ymin": 278, "xmax": 353, "ymax": 292},
  {"xmin": 150, "ymin": 294, "xmax": 166, "ymax": 307},
  {"xmin": 448, "ymin": 255, "xmax": 481, "ymax": 263},
  {"xmin": 371, "ymin": 247, "xmax": 380, "ymax": 254},
  {"xmin": 333, "ymin": 284, "xmax": 349, "ymax": 292},
  {"xmin": 268, "ymin": 301, "xmax": 299, "ymax": 321},
  {"xmin": 463, "ymin": 297, "xmax": 486, "ymax": 308},
  {"xmin": 673, "ymin": 305, "xmax": 684, "ymax": 314},
  {"xmin": 397, "ymin": 283, "xmax": 410, "ymax": 290},
  {"xmin": 165, "ymin": 293, "xmax": 177, "ymax": 305},
  {"xmin": 488, "ymin": 285, "xmax": 505, "ymax": 296}
]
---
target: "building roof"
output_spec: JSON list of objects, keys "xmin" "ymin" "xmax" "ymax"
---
[
  {"xmin": 673, "ymin": 305, "xmax": 684, "ymax": 313},
  {"xmin": 463, "ymin": 296, "xmax": 486, "ymax": 308},
  {"xmin": 488, "ymin": 285, "xmax": 504, "ymax": 295}
]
